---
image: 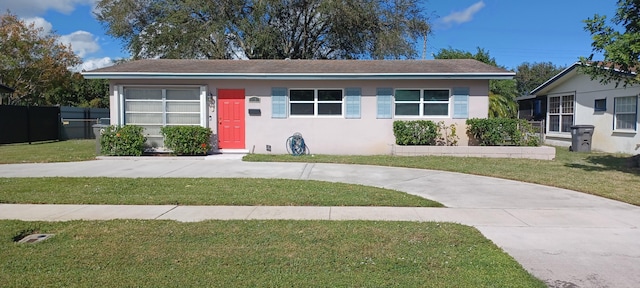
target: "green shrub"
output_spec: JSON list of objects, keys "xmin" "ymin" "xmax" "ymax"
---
[
  {"xmin": 393, "ymin": 120, "xmax": 438, "ymax": 145},
  {"xmin": 161, "ymin": 126, "xmax": 212, "ymax": 155},
  {"xmin": 466, "ymin": 118, "xmax": 540, "ymax": 146},
  {"xmin": 435, "ymin": 121, "xmax": 459, "ymax": 146},
  {"xmin": 100, "ymin": 125, "xmax": 147, "ymax": 156}
]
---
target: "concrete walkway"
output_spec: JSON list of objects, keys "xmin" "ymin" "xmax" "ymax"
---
[{"xmin": 0, "ymin": 157, "xmax": 639, "ymax": 288}]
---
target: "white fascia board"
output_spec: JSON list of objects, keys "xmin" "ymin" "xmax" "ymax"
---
[
  {"xmin": 515, "ymin": 94, "xmax": 537, "ymax": 101},
  {"xmin": 82, "ymin": 72, "xmax": 515, "ymax": 80},
  {"xmin": 529, "ymin": 63, "xmax": 580, "ymax": 96}
]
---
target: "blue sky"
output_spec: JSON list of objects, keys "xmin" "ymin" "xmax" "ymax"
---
[
  {"xmin": 0, "ymin": 0, "xmax": 618, "ymax": 71},
  {"xmin": 425, "ymin": 0, "xmax": 616, "ymax": 69}
]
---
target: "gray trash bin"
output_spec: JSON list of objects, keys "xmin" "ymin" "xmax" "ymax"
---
[
  {"xmin": 570, "ymin": 125, "xmax": 595, "ymax": 152},
  {"xmin": 92, "ymin": 124, "xmax": 109, "ymax": 155}
]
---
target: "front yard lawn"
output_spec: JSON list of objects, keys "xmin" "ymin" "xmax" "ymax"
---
[
  {"xmin": 1, "ymin": 220, "xmax": 545, "ymax": 288},
  {"xmin": 0, "ymin": 140, "xmax": 95, "ymax": 164},
  {"xmin": 245, "ymin": 147, "xmax": 640, "ymax": 206},
  {"xmin": 0, "ymin": 177, "xmax": 441, "ymax": 207},
  {"xmin": 2, "ymin": 140, "xmax": 638, "ymax": 205}
]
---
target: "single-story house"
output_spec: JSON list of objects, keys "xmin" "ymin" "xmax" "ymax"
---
[
  {"xmin": 83, "ymin": 59, "xmax": 514, "ymax": 155},
  {"xmin": 517, "ymin": 62, "xmax": 639, "ymax": 154}
]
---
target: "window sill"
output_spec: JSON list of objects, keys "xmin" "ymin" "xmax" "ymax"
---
[
  {"xmin": 546, "ymin": 132, "xmax": 571, "ymax": 139},
  {"xmin": 394, "ymin": 115, "xmax": 450, "ymax": 118},
  {"xmin": 289, "ymin": 115, "xmax": 344, "ymax": 118},
  {"xmin": 612, "ymin": 129, "xmax": 637, "ymax": 135}
]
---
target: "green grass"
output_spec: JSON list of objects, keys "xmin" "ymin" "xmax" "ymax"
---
[
  {"xmin": 2, "ymin": 140, "xmax": 638, "ymax": 205},
  {"xmin": 0, "ymin": 220, "xmax": 545, "ymax": 288},
  {"xmin": 0, "ymin": 177, "xmax": 441, "ymax": 207},
  {"xmin": 0, "ymin": 140, "xmax": 96, "ymax": 164},
  {"xmin": 245, "ymin": 148, "xmax": 640, "ymax": 206}
]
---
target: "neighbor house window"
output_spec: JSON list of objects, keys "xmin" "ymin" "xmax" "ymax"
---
[
  {"xmin": 614, "ymin": 96, "xmax": 637, "ymax": 130},
  {"xmin": 289, "ymin": 89, "xmax": 343, "ymax": 116},
  {"xmin": 594, "ymin": 98, "xmax": 606, "ymax": 112},
  {"xmin": 395, "ymin": 89, "xmax": 449, "ymax": 116},
  {"xmin": 124, "ymin": 87, "xmax": 202, "ymax": 147},
  {"xmin": 548, "ymin": 94, "xmax": 574, "ymax": 132}
]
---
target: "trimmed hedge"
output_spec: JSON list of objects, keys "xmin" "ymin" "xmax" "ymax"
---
[
  {"xmin": 393, "ymin": 120, "xmax": 460, "ymax": 146},
  {"xmin": 466, "ymin": 118, "xmax": 540, "ymax": 146},
  {"xmin": 161, "ymin": 126, "xmax": 212, "ymax": 155},
  {"xmin": 100, "ymin": 125, "xmax": 147, "ymax": 156},
  {"xmin": 393, "ymin": 120, "xmax": 438, "ymax": 145}
]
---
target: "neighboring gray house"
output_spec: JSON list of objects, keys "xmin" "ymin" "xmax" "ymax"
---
[
  {"xmin": 83, "ymin": 59, "xmax": 514, "ymax": 155},
  {"xmin": 517, "ymin": 63, "xmax": 639, "ymax": 154}
]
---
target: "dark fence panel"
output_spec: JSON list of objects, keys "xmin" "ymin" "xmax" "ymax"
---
[
  {"xmin": 60, "ymin": 106, "xmax": 109, "ymax": 139},
  {"xmin": 29, "ymin": 106, "xmax": 61, "ymax": 142},
  {"xmin": 0, "ymin": 105, "xmax": 60, "ymax": 144},
  {"xmin": 0, "ymin": 105, "xmax": 29, "ymax": 144}
]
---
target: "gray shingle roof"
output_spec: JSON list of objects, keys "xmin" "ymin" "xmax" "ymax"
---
[{"xmin": 83, "ymin": 59, "xmax": 514, "ymax": 80}]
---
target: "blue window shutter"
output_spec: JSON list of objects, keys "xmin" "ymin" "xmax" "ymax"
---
[
  {"xmin": 452, "ymin": 87, "xmax": 470, "ymax": 119},
  {"xmin": 345, "ymin": 87, "xmax": 361, "ymax": 119},
  {"xmin": 377, "ymin": 87, "xmax": 393, "ymax": 119},
  {"xmin": 271, "ymin": 87, "xmax": 287, "ymax": 118}
]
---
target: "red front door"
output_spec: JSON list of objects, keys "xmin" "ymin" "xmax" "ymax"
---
[{"xmin": 217, "ymin": 89, "xmax": 245, "ymax": 149}]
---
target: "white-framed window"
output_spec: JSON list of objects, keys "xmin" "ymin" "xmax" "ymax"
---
[
  {"xmin": 123, "ymin": 87, "xmax": 203, "ymax": 147},
  {"xmin": 614, "ymin": 96, "xmax": 637, "ymax": 131},
  {"xmin": 394, "ymin": 89, "xmax": 450, "ymax": 117},
  {"xmin": 289, "ymin": 89, "xmax": 343, "ymax": 116},
  {"xmin": 548, "ymin": 94, "xmax": 574, "ymax": 132}
]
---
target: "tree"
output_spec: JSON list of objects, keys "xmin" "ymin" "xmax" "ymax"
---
[
  {"xmin": 433, "ymin": 47, "xmax": 518, "ymax": 118},
  {"xmin": 52, "ymin": 74, "xmax": 109, "ymax": 108},
  {"xmin": 95, "ymin": 0, "xmax": 431, "ymax": 60},
  {"xmin": 0, "ymin": 12, "xmax": 80, "ymax": 105},
  {"xmin": 488, "ymin": 78, "xmax": 517, "ymax": 118},
  {"xmin": 581, "ymin": 0, "xmax": 640, "ymax": 86},
  {"xmin": 73, "ymin": 77, "xmax": 109, "ymax": 108},
  {"xmin": 514, "ymin": 62, "xmax": 566, "ymax": 95},
  {"xmin": 432, "ymin": 47, "xmax": 497, "ymax": 66}
]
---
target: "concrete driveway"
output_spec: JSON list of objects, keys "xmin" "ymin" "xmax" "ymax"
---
[{"xmin": 0, "ymin": 157, "xmax": 638, "ymax": 288}]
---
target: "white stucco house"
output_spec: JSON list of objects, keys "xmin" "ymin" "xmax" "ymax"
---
[
  {"xmin": 83, "ymin": 59, "xmax": 514, "ymax": 155},
  {"xmin": 517, "ymin": 62, "xmax": 639, "ymax": 154}
]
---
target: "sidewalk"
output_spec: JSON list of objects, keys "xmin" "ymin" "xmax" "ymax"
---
[
  {"xmin": 1, "ymin": 158, "xmax": 639, "ymax": 288},
  {"xmin": 0, "ymin": 204, "xmax": 540, "ymax": 226}
]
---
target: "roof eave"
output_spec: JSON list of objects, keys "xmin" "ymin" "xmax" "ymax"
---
[
  {"xmin": 529, "ymin": 63, "xmax": 580, "ymax": 96},
  {"xmin": 82, "ymin": 72, "xmax": 515, "ymax": 80},
  {"xmin": 515, "ymin": 94, "xmax": 537, "ymax": 101},
  {"xmin": 0, "ymin": 82, "xmax": 14, "ymax": 92}
]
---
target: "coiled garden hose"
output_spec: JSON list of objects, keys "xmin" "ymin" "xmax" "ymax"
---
[{"xmin": 286, "ymin": 132, "xmax": 307, "ymax": 156}]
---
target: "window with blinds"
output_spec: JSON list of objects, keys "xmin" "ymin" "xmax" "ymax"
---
[
  {"xmin": 614, "ymin": 96, "xmax": 637, "ymax": 131},
  {"xmin": 123, "ymin": 87, "xmax": 202, "ymax": 147}
]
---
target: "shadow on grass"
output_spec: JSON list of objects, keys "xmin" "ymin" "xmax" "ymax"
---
[
  {"xmin": 565, "ymin": 154, "xmax": 640, "ymax": 175},
  {"xmin": 0, "ymin": 140, "xmax": 61, "ymax": 147}
]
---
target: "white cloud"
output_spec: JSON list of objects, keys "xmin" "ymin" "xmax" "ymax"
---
[
  {"xmin": 21, "ymin": 16, "xmax": 103, "ymax": 59},
  {"xmin": 441, "ymin": 1, "xmax": 486, "ymax": 25},
  {"xmin": 21, "ymin": 17, "xmax": 53, "ymax": 35},
  {"xmin": 4, "ymin": 0, "xmax": 120, "ymax": 70},
  {"xmin": 58, "ymin": 30, "xmax": 100, "ymax": 58},
  {"xmin": 0, "ymin": 0, "xmax": 96, "ymax": 17},
  {"xmin": 72, "ymin": 57, "xmax": 114, "ymax": 72}
]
